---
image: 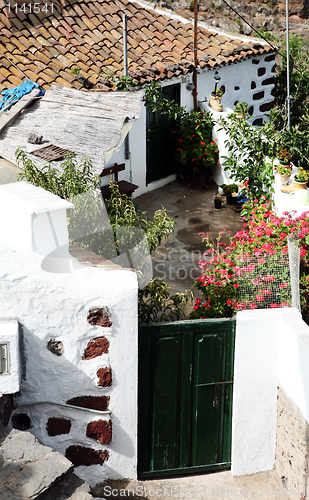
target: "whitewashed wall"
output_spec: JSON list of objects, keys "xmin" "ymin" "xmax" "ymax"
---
[
  {"xmin": 232, "ymin": 307, "xmax": 309, "ymax": 477},
  {"xmin": 0, "ymin": 183, "xmax": 138, "ymax": 487},
  {"xmin": 106, "ymin": 52, "xmax": 275, "ymax": 196}
]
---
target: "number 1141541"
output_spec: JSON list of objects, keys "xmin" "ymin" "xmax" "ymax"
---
[{"xmin": 7, "ymin": 3, "xmax": 54, "ymax": 14}]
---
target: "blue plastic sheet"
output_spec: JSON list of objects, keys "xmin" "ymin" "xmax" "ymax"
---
[{"xmin": 0, "ymin": 80, "xmax": 45, "ymax": 110}]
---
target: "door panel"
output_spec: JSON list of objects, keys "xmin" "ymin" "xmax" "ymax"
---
[
  {"xmin": 138, "ymin": 319, "xmax": 235, "ymax": 478},
  {"xmin": 146, "ymin": 84, "xmax": 180, "ymax": 184}
]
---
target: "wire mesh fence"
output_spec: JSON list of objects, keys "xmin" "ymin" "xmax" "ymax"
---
[{"xmin": 235, "ymin": 248, "xmax": 296, "ymax": 310}]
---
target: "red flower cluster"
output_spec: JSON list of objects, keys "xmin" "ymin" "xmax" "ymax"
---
[{"xmin": 190, "ymin": 197, "xmax": 309, "ymax": 320}]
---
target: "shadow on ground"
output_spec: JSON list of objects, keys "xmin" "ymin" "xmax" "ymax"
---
[{"xmin": 136, "ymin": 180, "xmax": 244, "ymax": 297}]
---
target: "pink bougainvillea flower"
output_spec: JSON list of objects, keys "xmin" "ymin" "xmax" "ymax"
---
[
  {"xmin": 270, "ymin": 303, "xmax": 279, "ymax": 308},
  {"xmin": 300, "ymin": 248, "xmax": 308, "ymax": 256},
  {"xmin": 256, "ymin": 294, "xmax": 265, "ymax": 302}
]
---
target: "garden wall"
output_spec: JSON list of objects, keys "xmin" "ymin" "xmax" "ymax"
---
[
  {"xmin": 0, "ymin": 182, "xmax": 138, "ymax": 487},
  {"xmin": 233, "ymin": 307, "xmax": 309, "ymax": 495}
]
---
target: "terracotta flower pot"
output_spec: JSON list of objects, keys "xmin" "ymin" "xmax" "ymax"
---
[
  {"xmin": 279, "ymin": 173, "xmax": 291, "ymax": 185},
  {"xmin": 293, "ymin": 176, "xmax": 308, "ymax": 190}
]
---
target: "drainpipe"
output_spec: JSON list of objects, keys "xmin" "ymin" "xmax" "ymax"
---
[
  {"xmin": 123, "ymin": 13, "xmax": 128, "ymax": 77},
  {"xmin": 286, "ymin": 0, "xmax": 290, "ymax": 130},
  {"xmin": 193, "ymin": 0, "xmax": 198, "ymax": 110}
]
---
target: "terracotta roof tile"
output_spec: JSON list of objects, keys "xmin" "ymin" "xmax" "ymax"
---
[
  {"xmin": 0, "ymin": 0, "xmax": 277, "ymax": 92},
  {"xmin": 7, "ymin": 74, "xmax": 23, "ymax": 86}
]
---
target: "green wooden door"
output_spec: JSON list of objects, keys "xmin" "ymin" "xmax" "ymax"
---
[
  {"xmin": 146, "ymin": 84, "xmax": 180, "ymax": 185},
  {"xmin": 138, "ymin": 318, "xmax": 235, "ymax": 478}
]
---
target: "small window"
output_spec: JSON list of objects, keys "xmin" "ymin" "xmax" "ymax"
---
[{"xmin": 0, "ymin": 343, "xmax": 9, "ymax": 374}]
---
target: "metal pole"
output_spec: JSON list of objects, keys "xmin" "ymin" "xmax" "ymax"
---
[
  {"xmin": 123, "ymin": 13, "xmax": 128, "ymax": 77},
  {"xmin": 193, "ymin": 0, "xmax": 198, "ymax": 110},
  {"xmin": 286, "ymin": 0, "xmax": 290, "ymax": 130}
]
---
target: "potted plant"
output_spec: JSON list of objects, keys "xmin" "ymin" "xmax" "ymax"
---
[
  {"xmin": 277, "ymin": 165, "xmax": 292, "ymax": 185},
  {"xmin": 209, "ymin": 75, "xmax": 225, "ymax": 112},
  {"xmin": 220, "ymin": 183, "xmax": 238, "ymax": 204},
  {"xmin": 293, "ymin": 166, "xmax": 309, "ymax": 189},
  {"xmin": 277, "ymin": 149, "xmax": 292, "ymax": 168}
]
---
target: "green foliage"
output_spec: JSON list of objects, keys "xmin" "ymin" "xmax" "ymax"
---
[
  {"xmin": 219, "ymin": 105, "xmax": 275, "ymax": 199},
  {"xmin": 274, "ymin": 34, "xmax": 309, "ymax": 127},
  {"xmin": 111, "ymin": 74, "xmax": 139, "ymax": 91},
  {"xmin": 104, "ymin": 182, "xmax": 176, "ymax": 254},
  {"xmin": 16, "ymin": 147, "xmax": 99, "ymax": 198},
  {"xmin": 138, "ymin": 278, "xmax": 194, "ymax": 323},
  {"xmin": 269, "ymin": 117, "xmax": 309, "ymax": 170},
  {"xmin": 174, "ymin": 110, "xmax": 218, "ymax": 179},
  {"xmin": 277, "ymin": 165, "xmax": 292, "ymax": 176},
  {"xmin": 70, "ymin": 67, "xmax": 80, "ymax": 75},
  {"xmin": 295, "ymin": 166, "xmax": 309, "ymax": 181},
  {"xmin": 145, "ymin": 82, "xmax": 218, "ymax": 180},
  {"xmin": 15, "ymin": 148, "xmax": 175, "ymax": 257},
  {"xmin": 220, "ymin": 183, "xmax": 238, "ymax": 195},
  {"xmin": 144, "ymin": 81, "xmax": 184, "ymax": 121},
  {"xmin": 257, "ymin": 27, "xmax": 278, "ymax": 42}
]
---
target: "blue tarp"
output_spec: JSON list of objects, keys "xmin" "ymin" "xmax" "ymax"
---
[{"xmin": 0, "ymin": 80, "xmax": 45, "ymax": 110}]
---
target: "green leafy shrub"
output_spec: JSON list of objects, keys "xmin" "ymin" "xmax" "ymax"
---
[
  {"xmin": 219, "ymin": 105, "xmax": 275, "ymax": 199},
  {"xmin": 174, "ymin": 109, "xmax": 219, "ymax": 180},
  {"xmin": 145, "ymin": 82, "xmax": 218, "ymax": 181},
  {"xmin": 138, "ymin": 278, "xmax": 193, "ymax": 323}
]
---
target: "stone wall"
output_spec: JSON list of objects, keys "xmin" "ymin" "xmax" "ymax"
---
[{"xmin": 275, "ymin": 385, "xmax": 309, "ymax": 496}]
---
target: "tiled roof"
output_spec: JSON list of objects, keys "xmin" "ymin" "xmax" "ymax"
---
[{"xmin": 0, "ymin": 0, "xmax": 276, "ymax": 91}]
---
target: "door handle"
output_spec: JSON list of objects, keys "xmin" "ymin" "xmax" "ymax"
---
[
  {"xmin": 213, "ymin": 384, "xmax": 220, "ymax": 409},
  {"xmin": 213, "ymin": 396, "xmax": 219, "ymax": 409}
]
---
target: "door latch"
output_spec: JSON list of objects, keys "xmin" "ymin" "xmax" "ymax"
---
[{"xmin": 213, "ymin": 396, "xmax": 219, "ymax": 408}]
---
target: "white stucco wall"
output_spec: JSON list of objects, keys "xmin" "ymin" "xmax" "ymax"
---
[
  {"xmin": 0, "ymin": 183, "xmax": 138, "ymax": 486},
  {"xmin": 0, "ymin": 182, "xmax": 73, "ymax": 255},
  {"xmin": 232, "ymin": 307, "xmax": 309, "ymax": 477},
  {"xmin": 106, "ymin": 52, "xmax": 275, "ymax": 196}
]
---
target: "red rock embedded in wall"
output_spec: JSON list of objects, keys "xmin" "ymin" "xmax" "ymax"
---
[
  {"xmin": 83, "ymin": 337, "xmax": 109, "ymax": 359},
  {"xmin": 65, "ymin": 445, "xmax": 109, "ymax": 467},
  {"xmin": 47, "ymin": 417, "xmax": 71, "ymax": 436},
  {"xmin": 66, "ymin": 395, "xmax": 110, "ymax": 411},
  {"xmin": 86, "ymin": 419, "xmax": 112, "ymax": 444},
  {"xmin": 97, "ymin": 367, "xmax": 112, "ymax": 387},
  {"xmin": 87, "ymin": 307, "xmax": 111, "ymax": 327}
]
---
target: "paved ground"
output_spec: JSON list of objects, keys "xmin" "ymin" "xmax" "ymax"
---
[
  {"xmin": 93, "ymin": 179, "xmax": 291, "ymax": 500},
  {"xmin": 135, "ymin": 179, "xmax": 243, "ymax": 305},
  {"xmin": 93, "ymin": 471, "xmax": 289, "ymax": 500}
]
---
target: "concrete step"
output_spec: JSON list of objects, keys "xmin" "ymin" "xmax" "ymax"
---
[
  {"xmin": 0, "ymin": 425, "xmax": 74, "ymax": 499},
  {"xmin": 43, "ymin": 472, "xmax": 102, "ymax": 500},
  {"xmin": 0, "ymin": 425, "xmax": 102, "ymax": 500}
]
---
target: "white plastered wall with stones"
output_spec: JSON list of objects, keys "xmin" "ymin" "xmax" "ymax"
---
[{"xmin": 0, "ymin": 182, "xmax": 138, "ymax": 487}]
